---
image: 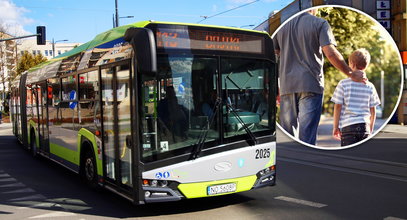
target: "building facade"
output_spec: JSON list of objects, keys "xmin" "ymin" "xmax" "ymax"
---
[
  {"xmin": 17, "ymin": 39, "xmax": 81, "ymax": 60},
  {"xmin": 0, "ymin": 31, "xmax": 18, "ymax": 105}
]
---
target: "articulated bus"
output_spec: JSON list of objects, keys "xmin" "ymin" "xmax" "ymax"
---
[{"xmin": 10, "ymin": 21, "xmax": 277, "ymax": 204}]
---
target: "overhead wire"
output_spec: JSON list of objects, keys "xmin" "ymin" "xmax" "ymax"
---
[{"xmin": 197, "ymin": 0, "xmax": 260, "ymax": 23}]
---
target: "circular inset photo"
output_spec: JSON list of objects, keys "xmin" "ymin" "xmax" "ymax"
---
[{"xmin": 272, "ymin": 5, "xmax": 403, "ymax": 149}]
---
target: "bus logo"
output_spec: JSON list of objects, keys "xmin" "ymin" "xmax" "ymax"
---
[
  {"xmin": 155, "ymin": 171, "xmax": 170, "ymax": 179},
  {"xmin": 214, "ymin": 162, "xmax": 232, "ymax": 172}
]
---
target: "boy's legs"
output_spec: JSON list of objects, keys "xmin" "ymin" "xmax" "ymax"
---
[{"xmin": 341, "ymin": 123, "xmax": 369, "ymax": 146}]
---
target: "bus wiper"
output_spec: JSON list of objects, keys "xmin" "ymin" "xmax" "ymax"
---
[
  {"xmin": 226, "ymin": 98, "xmax": 257, "ymax": 146},
  {"xmin": 190, "ymin": 97, "xmax": 222, "ymax": 160},
  {"xmin": 225, "ymin": 74, "xmax": 257, "ymax": 146}
]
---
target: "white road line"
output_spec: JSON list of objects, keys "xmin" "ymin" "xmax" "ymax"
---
[
  {"xmin": 384, "ymin": 217, "xmax": 407, "ymax": 220},
  {"xmin": 28, "ymin": 211, "xmax": 76, "ymax": 219},
  {"xmin": 0, "ymin": 182, "xmax": 26, "ymax": 188},
  {"xmin": 0, "ymin": 178, "xmax": 17, "ymax": 182},
  {"xmin": 0, "ymin": 173, "xmax": 11, "ymax": 178},
  {"xmin": 17, "ymin": 202, "xmax": 62, "ymax": 210},
  {"xmin": 274, "ymin": 196, "xmax": 327, "ymax": 208},
  {"xmin": 8, "ymin": 194, "xmax": 47, "ymax": 202},
  {"xmin": 2, "ymin": 188, "xmax": 36, "ymax": 194}
]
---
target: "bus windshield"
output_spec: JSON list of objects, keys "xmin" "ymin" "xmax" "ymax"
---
[{"xmin": 140, "ymin": 55, "xmax": 274, "ymax": 162}]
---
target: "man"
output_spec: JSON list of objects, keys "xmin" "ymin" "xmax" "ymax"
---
[{"xmin": 273, "ymin": 9, "xmax": 365, "ymax": 145}]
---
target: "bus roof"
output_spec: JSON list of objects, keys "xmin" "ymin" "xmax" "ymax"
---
[{"xmin": 27, "ymin": 21, "xmax": 269, "ymax": 74}]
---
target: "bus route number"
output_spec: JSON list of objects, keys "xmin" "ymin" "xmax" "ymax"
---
[{"xmin": 255, "ymin": 148, "xmax": 270, "ymax": 159}]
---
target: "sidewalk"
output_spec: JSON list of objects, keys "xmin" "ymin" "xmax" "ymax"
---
[
  {"xmin": 317, "ymin": 115, "xmax": 402, "ymax": 148},
  {"xmin": 0, "ymin": 122, "xmax": 13, "ymax": 135}
]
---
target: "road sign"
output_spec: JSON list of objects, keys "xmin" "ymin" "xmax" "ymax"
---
[
  {"xmin": 69, "ymin": 90, "xmax": 77, "ymax": 109},
  {"xmin": 378, "ymin": 20, "xmax": 391, "ymax": 29},
  {"xmin": 377, "ymin": 0, "xmax": 391, "ymax": 9},
  {"xmin": 377, "ymin": 10, "xmax": 391, "ymax": 19}
]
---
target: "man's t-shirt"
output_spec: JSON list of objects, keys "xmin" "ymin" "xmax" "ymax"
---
[
  {"xmin": 273, "ymin": 12, "xmax": 336, "ymax": 95},
  {"xmin": 331, "ymin": 78, "xmax": 381, "ymax": 131}
]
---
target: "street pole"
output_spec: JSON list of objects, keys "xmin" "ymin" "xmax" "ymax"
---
[
  {"xmin": 52, "ymin": 38, "xmax": 55, "ymax": 58},
  {"xmin": 381, "ymin": 70, "xmax": 385, "ymax": 109},
  {"xmin": 52, "ymin": 39, "xmax": 68, "ymax": 58},
  {"xmin": 115, "ymin": 0, "xmax": 119, "ymax": 28}
]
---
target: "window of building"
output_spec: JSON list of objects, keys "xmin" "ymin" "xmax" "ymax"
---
[
  {"xmin": 58, "ymin": 50, "xmax": 61, "ymax": 55},
  {"xmin": 32, "ymin": 50, "xmax": 36, "ymax": 55},
  {"xmin": 45, "ymin": 50, "xmax": 49, "ymax": 56}
]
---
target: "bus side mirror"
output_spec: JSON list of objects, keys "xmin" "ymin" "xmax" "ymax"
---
[{"xmin": 124, "ymin": 28, "xmax": 157, "ymax": 74}]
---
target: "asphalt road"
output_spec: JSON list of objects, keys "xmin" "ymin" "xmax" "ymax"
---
[{"xmin": 0, "ymin": 124, "xmax": 406, "ymax": 220}]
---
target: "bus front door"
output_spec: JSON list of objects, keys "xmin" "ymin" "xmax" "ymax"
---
[{"xmin": 101, "ymin": 60, "xmax": 133, "ymax": 193}]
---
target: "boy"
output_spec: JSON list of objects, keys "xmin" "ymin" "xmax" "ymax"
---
[{"xmin": 331, "ymin": 49, "xmax": 381, "ymax": 146}]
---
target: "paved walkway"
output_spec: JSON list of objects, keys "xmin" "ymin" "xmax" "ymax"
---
[
  {"xmin": 0, "ymin": 122, "xmax": 12, "ymax": 135},
  {"xmin": 316, "ymin": 115, "xmax": 388, "ymax": 148}
]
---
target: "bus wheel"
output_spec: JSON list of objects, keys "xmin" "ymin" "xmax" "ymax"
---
[
  {"xmin": 30, "ymin": 131, "xmax": 38, "ymax": 157},
  {"xmin": 82, "ymin": 149, "xmax": 98, "ymax": 188}
]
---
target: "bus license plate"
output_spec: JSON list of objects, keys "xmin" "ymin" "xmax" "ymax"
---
[{"xmin": 207, "ymin": 183, "xmax": 237, "ymax": 195}]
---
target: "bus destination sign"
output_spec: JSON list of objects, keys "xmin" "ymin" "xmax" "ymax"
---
[{"xmin": 156, "ymin": 27, "xmax": 264, "ymax": 54}]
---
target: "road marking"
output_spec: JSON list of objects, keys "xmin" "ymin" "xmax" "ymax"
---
[
  {"xmin": 0, "ymin": 178, "xmax": 17, "ymax": 182},
  {"xmin": 0, "ymin": 182, "xmax": 26, "ymax": 188},
  {"xmin": 28, "ymin": 211, "xmax": 76, "ymax": 219},
  {"xmin": 17, "ymin": 202, "xmax": 62, "ymax": 210},
  {"xmin": 2, "ymin": 188, "xmax": 36, "ymax": 194},
  {"xmin": 274, "ymin": 196, "xmax": 327, "ymax": 208},
  {"xmin": 0, "ymin": 173, "xmax": 11, "ymax": 177},
  {"xmin": 8, "ymin": 194, "xmax": 46, "ymax": 202},
  {"xmin": 384, "ymin": 217, "xmax": 407, "ymax": 220}
]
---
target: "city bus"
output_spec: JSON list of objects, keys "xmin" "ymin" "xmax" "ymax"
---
[{"xmin": 9, "ymin": 21, "xmax": 277, "ymax": 204}]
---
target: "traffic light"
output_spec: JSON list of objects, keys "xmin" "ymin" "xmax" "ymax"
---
[{"xmin": 36, "ymin": 26, "xmax": 46, "ymax": 45}]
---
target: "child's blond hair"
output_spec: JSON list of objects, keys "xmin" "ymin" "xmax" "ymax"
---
[{"xmin": 349, "ymin": 48, "xmax": 371, "ymax": 70}]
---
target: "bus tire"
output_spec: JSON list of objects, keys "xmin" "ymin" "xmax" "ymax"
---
[
  {"xmin": 81, "ymin": 147, "xmax": 98, "ymax": 188},
  {"xmin": 30, "ymin": 129, "xmax": 38, "ymax": 157}
]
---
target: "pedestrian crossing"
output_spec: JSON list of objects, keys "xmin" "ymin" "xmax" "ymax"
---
[{"xmin": 0, "ymin": 169, "xmax": 77, "ymax": 219}]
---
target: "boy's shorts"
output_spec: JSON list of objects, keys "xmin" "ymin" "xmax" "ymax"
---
[{"xmin": 341, "ymin": 123, "xmax": 369, "ymax": 146}]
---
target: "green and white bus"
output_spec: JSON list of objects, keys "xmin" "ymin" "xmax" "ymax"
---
[{"xmin": 10, "ymin": 21, "xmax": 277, "ymax": 204}]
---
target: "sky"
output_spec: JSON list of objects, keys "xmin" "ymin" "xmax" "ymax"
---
[{"xmin": 0, "ymin": 0, "xmax": 294, "ymax": 43}]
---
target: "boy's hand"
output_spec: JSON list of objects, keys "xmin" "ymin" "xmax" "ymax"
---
[
  {"xmin": 332, "ymin": 127, "xmax": 341, "ymax": 140},
  {"xmin": 350, "ymin": 70, "xmax": 368, "ymax": 84}
]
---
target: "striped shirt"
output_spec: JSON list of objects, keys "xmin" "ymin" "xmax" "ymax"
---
[{"xmin": 331, "ymin": 78, "xmax": 381, "ymax": 131}]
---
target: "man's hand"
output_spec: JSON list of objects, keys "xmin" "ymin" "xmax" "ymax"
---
[
  {"xmin": 350, "ymin": 69, "xmax": 368, "ymax": 84},
  {"xmin": 332, "ymin": 127, "xmax": 341, "ymax": 140}
]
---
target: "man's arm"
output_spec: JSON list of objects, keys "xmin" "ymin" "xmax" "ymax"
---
[
  {"xmin": 322, "ymin": 44, "xmax": 366, "ymax": 82},
  {"xmin": 332, "ymin": 103, "xmax": 342, "ymax": 140},
  {"xmin": 369, "ymin": 106, "xmax": 376, "ymax": 133}
]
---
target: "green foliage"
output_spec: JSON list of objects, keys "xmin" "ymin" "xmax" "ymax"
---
[
  {"xmin": 318, "ymin": 8, "xmax": 402, "ymax": 118},
  {"xmin": 16, "ymin": 51, "xmax": 48, "ymax": 75}
]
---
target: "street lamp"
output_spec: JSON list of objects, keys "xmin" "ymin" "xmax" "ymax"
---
[
  {"xmin": 52, "ymin": 38, "xmax": 68, "ymax": 58},
  {"xmin": 112, "ymin": 15, "xmax": 134, "ymax": 28},
  {"xmin": 240, "ymin": 24, "xmax": 255, "ymax": 28}
]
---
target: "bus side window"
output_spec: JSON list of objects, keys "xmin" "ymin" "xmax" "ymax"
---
[
  {"xmin": 47, "ymin": 78, "xmax": 61, "ymax": 125},
  {"xmin": 60, "ymin": 76, "xmax": 79, "ymax": 129},
  {"xmin": 78, "ymin": 70, "xmax": 100, "ymax": 131}
]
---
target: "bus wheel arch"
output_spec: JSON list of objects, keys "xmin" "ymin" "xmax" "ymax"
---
[{"xmin": 80, "ymin": 139, "xmax": 98, "ymax": 188}]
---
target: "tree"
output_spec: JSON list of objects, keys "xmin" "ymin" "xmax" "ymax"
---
[
  {"xmin": 318, "ymin": 7, "xmax": 402, "ymax": 118},
  {"xmin": 16, "ymin": 51, "xmax": 47, "ymax": 76}
]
